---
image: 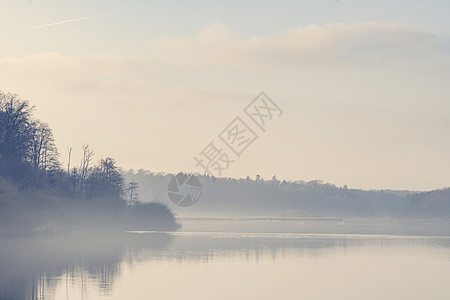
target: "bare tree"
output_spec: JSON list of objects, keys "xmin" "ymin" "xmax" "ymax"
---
[
  {"xmin": 0, "ymin": 92, "xmax": 34, "ymax": 163},
  {"xmin": 86, "ymin": 157, "xmax": 124, "ymax": 204},
  {"xmin": 29, "ymin": 120, "xmax": 59, "ymax": 172},
  {"xmin": 125, "ymin": 180, "xmax": 139, "ymax": 206},
  {"xmin": 79, "ymin": 144, "xmax": 94, "ymax": 191},
  {"xmin": 67, "ymin": 147, "xmax": 72, "ymax": 178}
]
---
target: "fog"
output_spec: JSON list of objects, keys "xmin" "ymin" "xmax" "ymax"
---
[
  {"xmin": 2, "ymin": 88, "xmax": 450, "ymax": 299},
  {"xmin": 124, "ymin": 170, "xmax": 450, "ymax": 218},
  {"xmin": 2, "ymin": 1, "xmax": 450, "ymax": 299},
  {"xmin": 2, "ymin": 220, "xmax": 450, "ymax": 299}
]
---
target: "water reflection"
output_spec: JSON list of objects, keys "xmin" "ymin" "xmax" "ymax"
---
[
  {"xmin": 0, "ymin": 231, "xmax": 172, "ymax": 300},
  {"xmin": 2, "ymin": 220, "xmax": 450, "ymax": 300}
]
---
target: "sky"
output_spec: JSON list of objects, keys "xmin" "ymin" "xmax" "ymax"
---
[{"xmin": 0, "ymin": 0, "xmax": 449, "ymax": 190}]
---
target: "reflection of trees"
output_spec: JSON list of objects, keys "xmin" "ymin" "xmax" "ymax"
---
[
  {"xmin": 3, "ymin": 228, "xmax": 449, "ymax": 299},
  {"xmin": 1, "ymin": 231, "xmax": 351, "ymax": 299},
  {"xmin": 160, "ymin": 234, "xmax": 351, "ymax": 263},
  {"xmin": 131, "ymin": 231, "xmax": 450, "ymax": 264},
  {"xmin": 0, "ymin": 232, "xmax": 172, "ymax": 300}
]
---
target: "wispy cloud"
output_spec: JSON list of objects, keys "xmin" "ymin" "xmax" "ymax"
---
[
  {"xmin": 22, "ymin": 14, "xmax": 103, "ymax": 30},
  {"xmin": 145, "ymin": 22, "xmax": 445, "ymax": 67}
]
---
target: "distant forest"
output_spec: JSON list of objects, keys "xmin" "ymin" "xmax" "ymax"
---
[
  {"xmin": 0, "ymin": 91, "xmax": 178, "ymax": 235},
  {"xmin": 125, "ymin": 171, "xmax": 450, "ymax": 219}
]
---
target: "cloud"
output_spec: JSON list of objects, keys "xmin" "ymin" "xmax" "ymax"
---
[
  {"xmin": 146, "ymin": 22, "xmax": 448, "ymax": 67},
  {"xmin": 1, "ymin": 22, "xmax": 448, "ymax": 118},
  {"xmin": 2, "ymin": 22, "xmax": 447, "ymax": 85},
  {"xmin": 1, "ymin": 22, "xmax": 448, "ymax": 113}
]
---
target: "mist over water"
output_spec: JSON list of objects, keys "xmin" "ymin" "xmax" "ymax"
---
[
  {"xmin": 1, "ymin": 1, "xmax": 450, "ymax": 299},
  {"xmin": 2, "ymin": 219, "xmax": 450, "ymax": 300}
]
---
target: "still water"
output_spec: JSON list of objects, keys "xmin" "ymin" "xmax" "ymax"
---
[{"xmin": 2, "ymin": 219, "xmax": 450, "ymax": 300}]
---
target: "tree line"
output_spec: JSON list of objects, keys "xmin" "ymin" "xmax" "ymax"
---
[
  {"xmin": 0, "ymin": 91, "xmax": 176, "ymax": 234},
  {"xmin": 125, "ymin": 170, "xmax": 450, "ymax": 218},
  {"xmin": 0, "ymin": 91, "xmax": 140, "ymax": 204}
]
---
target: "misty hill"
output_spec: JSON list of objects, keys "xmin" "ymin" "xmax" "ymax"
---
[
  {"xmin": 405, "ymin": 188, "xmax": 450, "ymax": 218},
  {"xmin": 124, "ymin": 170, "xmax": 449, "ymax": 218}
]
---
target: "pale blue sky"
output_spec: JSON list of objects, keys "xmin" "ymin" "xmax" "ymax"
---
[
  {"xmin": 1, "ymin": 1, "xmax": 449, "ymax": 190},
  {"xmin": 2, "ymin": 0, "xmax": 450, "ymax": 56}
]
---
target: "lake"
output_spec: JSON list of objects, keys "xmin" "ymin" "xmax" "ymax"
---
[{"xmin": 1, "ymin": 218, "xmax": 450, "ymax": 300}]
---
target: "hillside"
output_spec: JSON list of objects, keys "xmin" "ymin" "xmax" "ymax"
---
[{"xmin": 125, "ymin": 170, "xmax": 448, "ymax": 218}]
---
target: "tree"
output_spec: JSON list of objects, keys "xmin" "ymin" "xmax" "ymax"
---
[
  {"xmin": 86, "ymin": 157, "xmax": 125, "ymax": 205},
  {"xmin": 0, "ymin": 92, "xmax": 38, "ymax": 184},
  {"xmin": 78, "ymin": 144, "xmax": 94, "ymax": 192},
  {"xmin": 29, "ymin": 120, "xmax": 59, "ymax": 172},
  {"xmin": 67, "ymin": 148, "xmax": 72, "ymax": 178},
  {"xmin": 0, "ymin": 92, "xmax": 60, "ymax": 185},
  {"xmin": 0, "ymin": 92, "xmax": 34, "ymax": 163},
  {"xmin": 125, "ymin": 180, "xmax": 139, "ymax": 206}
]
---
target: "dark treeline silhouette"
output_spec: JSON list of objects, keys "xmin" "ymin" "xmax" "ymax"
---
[
  {"xmin": 125, "ymin": 170, "xmax": 450, "ymax": 218},
  {"xmin": 0, "ymin": 92, "xmax": 58, "ymax": 187},
  {"xmin": 0, "ymin": 91, "xmax": 178, "ymax": 235}
]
